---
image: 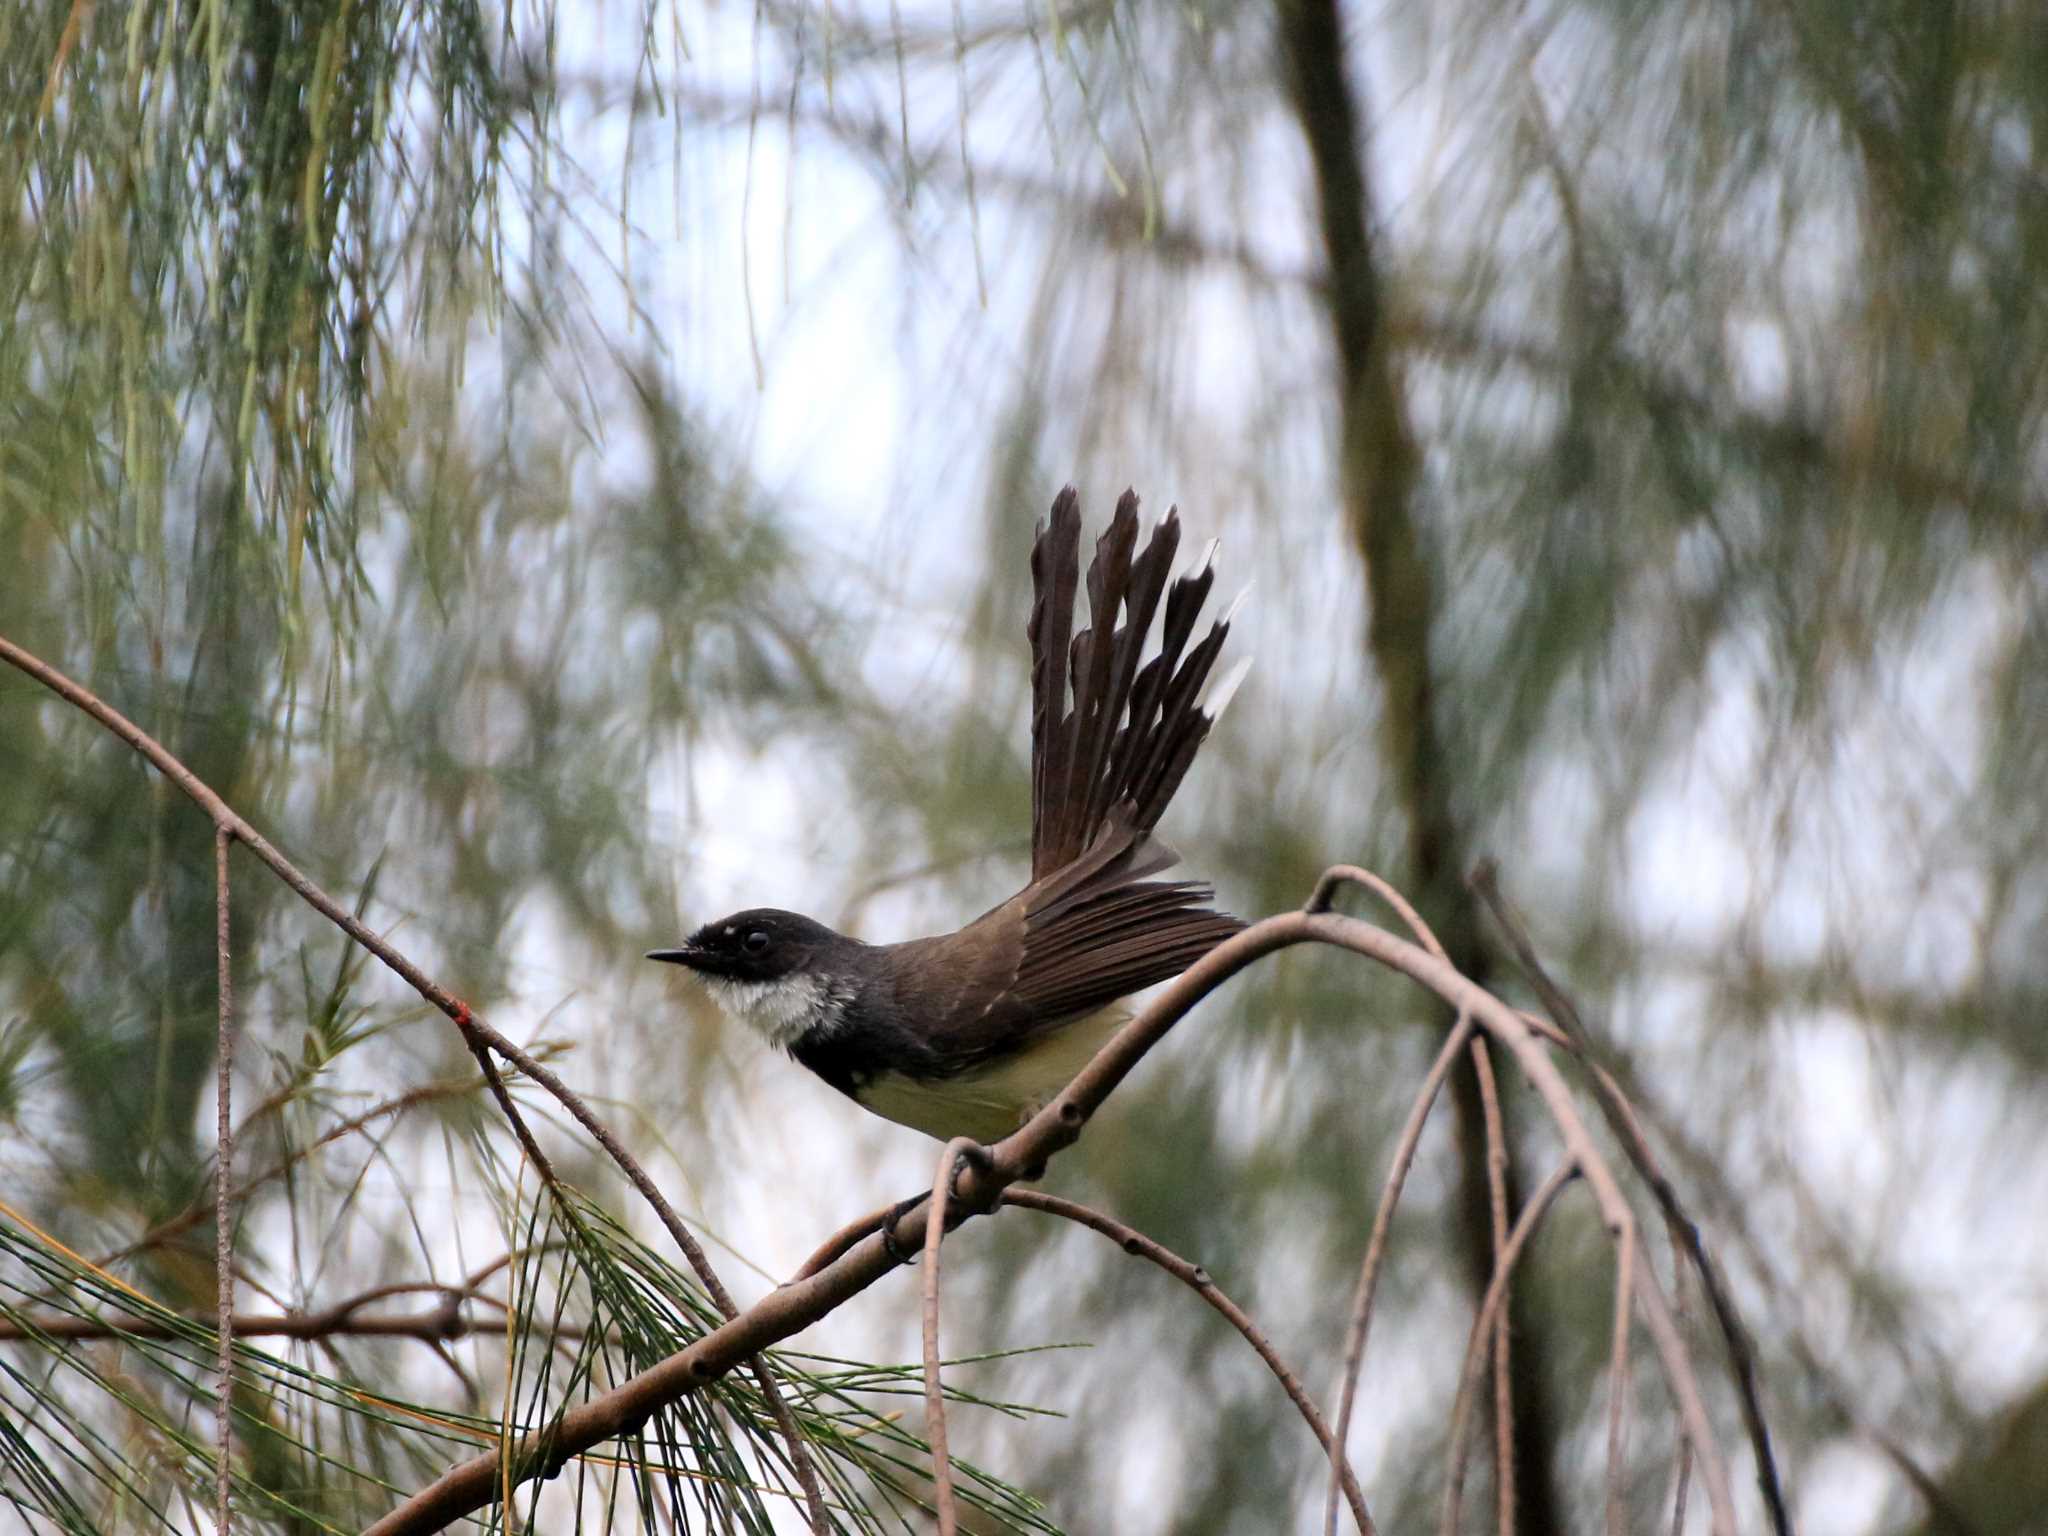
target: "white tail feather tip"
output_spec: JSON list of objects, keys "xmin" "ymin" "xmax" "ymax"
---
[
  {"xmin": 1201, "ymin": 656, "xmax": 1253, "ymax": 721},
  {"xmin": 1221, "ymin": 582, "xmax": 1252, "ymax": 626}
]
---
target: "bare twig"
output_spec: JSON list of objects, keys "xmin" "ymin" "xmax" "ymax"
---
[
  {"xmin": 0, "ymin": 1296, "xmax": 535, "ymax": 1344},
  {"xmin": 791, "ymin": 1200, "xmax": 902, "ymax": 1283},
  {"xmin": 1311, "ymin": 864, "xmax": 1458, "ymax": 1536},
  {"xmin": 0, "ymin": 636, "xmax": 833, "ymax": 1536},
  {"xmin": 922, "ymin": 1138, "xmax": 981, "ymax": 1536},
  {"xmin": 1440, "ymin": 1162, "xmax": 1581, "ymax": 1536},
  {"xmin": 1668, "ymin": 1227, "xmax": 1694, "ymax": 1535},
  {"xmin": 1469, "ymin": 860, "xmax": 1789, "ymax": 1536},
  {"xmin": 1306, "ymin": 865, "xmax": 1441, "ymax": 953},
  {"xmin": 1471, "ymin": 1037, "xmax": 1516, "ymax": 1536},
  {"xmin": 1005, "ymin": 1189, "xmax": 1375, "ymax": 1535},
  {"xmin": 1324, "ymin": 1009, "xmax": 1476, "ymax": 1536},
  {"xmin": 1606, "ymin": 1227, "xmax": 1635, "ymax": 1536},
  {"xmin": 214, "ymin": 826, "xmax": 236, "ymax": 1534},
  {"xmin": 469, "ymin": 1038, "xmax": 562, "ymax": 1188}
]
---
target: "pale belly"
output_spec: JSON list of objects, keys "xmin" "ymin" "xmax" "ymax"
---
[{"xmin": 851, "ymin": 1005, "xmax": 1130, "ymax": 1142}]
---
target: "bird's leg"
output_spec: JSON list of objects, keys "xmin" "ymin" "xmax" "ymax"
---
[
  {"xmin": 880, "ymin": 1141, "xmax": 997, "ymax": 1265},
  {"xmin": 945, "ymin": 1139, "xmax": 997, "ymax": 1192},
  {"xmin": 878, "ymin": 1193, "xmax": 927, "ymax": 1267}
]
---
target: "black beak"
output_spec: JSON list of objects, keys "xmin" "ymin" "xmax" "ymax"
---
[{"xmin": 646, "ymin": 946, "xmax": 706, "ymax": 968}]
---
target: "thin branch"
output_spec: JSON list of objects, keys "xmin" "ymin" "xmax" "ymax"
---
[
  {"xmin": 213, "ymin": 824, "xmax": 236, "ymax": 1535},
  {"xmin": 1005, "ymin": 1189, "xmax": 1375, "ymax": 1536},
  {"xmin": 1306, "ymin": 865, "xmax": 1441, "ymax": 951},
  {"xmin": 470, "ymin": 1040, "xmax": 562, "ymax": 1188},
  {"xmin": 1312, "ymin": 866, "xmax": 1464, "ymax": 1536},
  {"xmin": 1324, "ymin": 1008, "xmax": 1475, "ymax": 1536},
  {"xmin": 791, "ymin": 1199, "xmax": 903, "ymax": 1282},
  {"xmin": 1607, "ymin": 1227, "xmax": 1635, "ymax": 1536},
  {"xmin": 0, "ymin": 1300, "xmax": 535, "ymax": 1344},
  {"xmin": 1471, "ymin": 1036, "xmax": 1516, "ymax": 1536},
  {"xmin": 922, "ymin": 1138, "xmax": 981, "ymax": 1536},
  {"xmin": 1440, "ymin": 1162, "xmax": 1581, "ymax": 1536},
  {"xmin": 1667, "ymin": 1222, "xmax": 1694, "ymax": 1536},
  {"xmin": 0, "ymin": 635, "xmax": 832, "ymax": 1536},
  {"xmin": 1469, "ymin": 860, "xmax": 1790, "ymax": 1536}
]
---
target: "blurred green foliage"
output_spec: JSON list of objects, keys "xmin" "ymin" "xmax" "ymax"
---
[{"xmin": 4, "ymin": 0, "xmax": 2047, "ymax": 1532}]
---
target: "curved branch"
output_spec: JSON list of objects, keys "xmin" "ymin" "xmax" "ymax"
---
[
  {"xmin": 1471, "ymin": 1036, "xmax": 1517, "ymax": 1536},
  {"xmin": 1440, "ymin": 1161, "xmax": 1581, "ymax": 1536},
  {"xmin": 1005, "ymin": 1189, "xmax": 1374, "ymax": 1536},
  {"xmin": 1323, "ymin": 1008, "xmax": 1475, "ymax": 1536},
  {"xmin": 922, "ymin": 1138, "xmax": 984, "ymax": 1536},
  {"xmin": 1315, "ymin": 864, "xmax": 1466, "ymax": 1536},
  {"xmin": 1470, "ymin": 860, "xmax": 1790, "ymax": 1535}
]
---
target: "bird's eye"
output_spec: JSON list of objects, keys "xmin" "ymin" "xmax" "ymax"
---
[{"xmin": 743, "ymin": 930, "xmax": 770, "ymax": 953}]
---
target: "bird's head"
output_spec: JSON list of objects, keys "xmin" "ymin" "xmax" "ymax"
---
[{"xmin": 648, "ymin": 909, "xmax": 858, "ymax": 1045}]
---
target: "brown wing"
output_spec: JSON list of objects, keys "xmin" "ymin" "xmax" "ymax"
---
[
  {"xmin": 1008, "ymin": 879, "xmax": 1243, "ymax": 1024},
  {"xmin": 896, "ymin": 881, "xmax": 1241, "ymax": 1073}
]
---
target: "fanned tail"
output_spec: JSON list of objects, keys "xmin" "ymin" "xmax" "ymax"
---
[
  {"xmin": 968, "ymin": 484, "xmax": 1248, "ymax": 1034},
  {"xmin": 1026, "ymin": 485, "xmax": 1243, "ymax": 894}
]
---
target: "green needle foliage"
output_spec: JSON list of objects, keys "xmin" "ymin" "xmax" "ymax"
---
[{"xmin": 0, "ymin": 1177, "xmax": 1064, "ymax": 1533}]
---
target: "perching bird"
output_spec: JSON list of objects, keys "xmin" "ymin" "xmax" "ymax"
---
[{"xmin": 649, "ymin": 486, "xmax": 1248, "ymax": 1143}]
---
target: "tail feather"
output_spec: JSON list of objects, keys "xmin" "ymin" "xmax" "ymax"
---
[
  {"xmin": 1027, "ymin": 486, "xmax": 1238, "ymax": 885},
  {"xmin": 1028, "ymin": 489, "xmax": 1083, "ymax": 878},
  {"xmin": 1083, "ymin": 517, "xmax": 1179, "ymax": 839},
  {"xmin": 1063, "ymin": 499, "xmax": 1138, "ymax": 850},
  {"xmin": 1132, "ymin": 619, "xmax": 1230, "ymax": 820}
]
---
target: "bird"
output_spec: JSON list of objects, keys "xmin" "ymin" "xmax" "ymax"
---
[{"xmin": 648, "ymin": 486, "xmax": 1249, "ymax": 1145}]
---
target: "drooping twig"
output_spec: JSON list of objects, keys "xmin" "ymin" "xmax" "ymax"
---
[
  {"xmin": 1470, "ymin": 1036, "xmax": 1516, "ymax": 1535},
  {"xmin": 1469, "ymin": 859, "xmax": 1789, "ymax": 1536},
  {"xmin": 1311, "ymin": 865, "xmax": 1466, "ymax": 1536},
  {"xmin": 922, "ymin": 1138, "xmax": 982, "ymax": 1536},
  {"xmin": 1667, "ymin": 1225, "xmax": 1694, "ymax": 1536},
  {"xmin": 0, "ymin": 636, "xmax": 833, "ymax": 1536},
  {"xmin": 1005, "ymin": 1188, "xmax": 1375, "ymax": 1535},
  {"xmin": 1440, "ymin": 1162, "xmax": 1580, "ymax": 1536},
  {"xmin": 470, "ymin": 1035, "xmax": 563, "ymax": 1189},
  {"xmin": 1606, "ymin": 1223, "xmax": 1636, "ymax": 1536},
  {"xmin": 213, "ymin": 826, "xmax": 237, "ymax": 1534},
  {"xmin": 1323, "ymin": 1008, "xmax": 1475, "ymax": 1536},
  {"xmin": 1306, "ymin": 863, "xmax": 1439, "ymax": 943}
]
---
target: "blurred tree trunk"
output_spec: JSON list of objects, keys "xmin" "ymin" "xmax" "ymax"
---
[{"xmin": 1277, "ymin": 2, "xmax": 1567, "ymax": 1527}]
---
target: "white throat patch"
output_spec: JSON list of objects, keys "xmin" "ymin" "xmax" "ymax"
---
[{"xmin": 698, "ymin": 971, "xmax": 840, "ymax": 1049}]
